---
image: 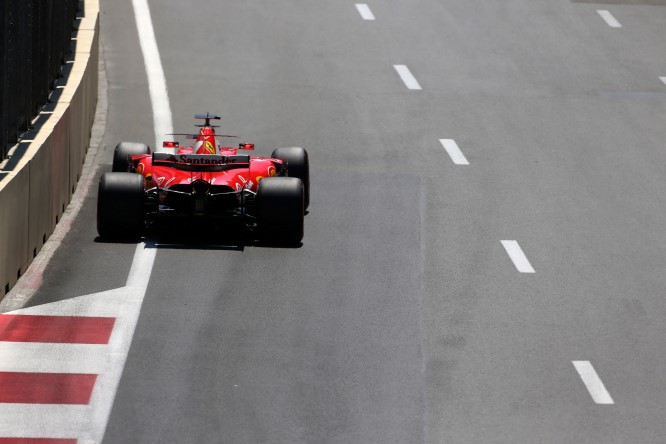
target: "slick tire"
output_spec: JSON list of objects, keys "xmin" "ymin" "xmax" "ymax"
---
[
  {"xmin": 97, "ymin": 172, "xmax": 145, "ymax": 240},
  {"xmin": 112, "ymin": 142, "xmax": 151, "ymax": 172},
  {"xmin": 257, "ymin": 177, "xmax": 304, "ymax": 244},
  {"xmin": 271, "ymin": 147, "xmax": 309, "ymax": 210}
]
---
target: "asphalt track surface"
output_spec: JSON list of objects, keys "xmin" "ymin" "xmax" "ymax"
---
[{"xmin": 10, "ymin": 0, "xmax": 666, "ymax": 442}]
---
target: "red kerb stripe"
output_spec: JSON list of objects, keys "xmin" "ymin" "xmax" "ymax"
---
[
  {"xmin": 0, "ymin": 372, "xmax": 97, "ymax": 404},
  {"xmin": 0, "ymin": 439, "xmax": 77, "ymax": 444},
  {"xmin": 0, "ymin": 315, "xmax": 115, "ymax": 344}
]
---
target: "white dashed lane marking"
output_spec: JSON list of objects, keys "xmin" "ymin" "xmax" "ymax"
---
[
  {"xmin": 439, "ymin": 139, "xmax": 469, "ymax": 165},
  {"xmin": 500, "ymin": 240, "xmax": 535, "ymax": 273},
  {"xmin": 355, "ymin": 3, "xmax": 375, "ymax": 20},
  {"xmin": 573, "ymin": 361, "xmax": 615, "ymax": 404},
  {"xmin": 597, "ymin": 10, "xmax": 622, "ymax": 28},
  {"xmin": 660, "ymin": 77, "xmax": 666, "ymax": 86},
  {"xmin": 393, "ymin": 65, "xmax": 422, "ymax": 90}
]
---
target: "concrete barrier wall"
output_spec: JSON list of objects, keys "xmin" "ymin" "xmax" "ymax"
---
[
  {"xmin": 0, "ymin": 167, "xmax": 30, "ymax": 295},
  {"xmin": 0, "ymin": 0, "xmax": 100, "ymax": 296}
]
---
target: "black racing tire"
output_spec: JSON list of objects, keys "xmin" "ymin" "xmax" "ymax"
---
[
  {"xmin": 112, "ymin": 142, "xmax": 151, "ymax": 172},
  {"xmin": 97, "ymin": 172, "xmax": 145, "ymax": 240},
  {"xmin": 256, "ymin": 177, "xmax": 304, "ymax": 244},
  {"xmin": 270, "ymin": 147, "xmax": 309, "ymax": 210}
]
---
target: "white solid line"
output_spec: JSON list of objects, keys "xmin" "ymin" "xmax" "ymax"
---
[
  {"xmin": 659, "ymin": 77, "xmax": 666, "ymax": 86},
  {"xmin": 500, "ymin": 240, "xmax": 535, "ymax": 273},
  {"xmin": 439, "ymin": 139, "xmax": 469, "ymax": 165},
  {"xmin": 597, "ymin": 10, "xmax": 622, "ymax": 28},
  {"xmin": 573, "ymin": 361, "xmax": 615, "ymax": 404},
  {"xmin": 393, "ymin": 65, "xmax": 422, "ymax": 90},
  {"xmin": 126, "ymin": 241, "xmax": 158, "ymax": 290},
  {"xmin": 132, "ymin": 0, "xmax": 174, "ymax": 150},
  {"xmin": 355, "ymin": 3, "xmax": 375, "ymax": 20}
]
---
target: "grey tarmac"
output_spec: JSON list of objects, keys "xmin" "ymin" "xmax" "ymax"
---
[{"xmin": 16, "ymin": 0, "xmax": 666, "ymax": 442}]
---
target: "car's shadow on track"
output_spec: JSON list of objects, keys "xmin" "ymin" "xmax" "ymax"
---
[{"xmin": 93, "ymin": 220, "xmax": 303, "ymax": 250}]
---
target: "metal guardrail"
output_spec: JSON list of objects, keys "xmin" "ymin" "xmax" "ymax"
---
[{"xmin": 0, "ymin": 0, "xmax": 80, "ymax": 160}]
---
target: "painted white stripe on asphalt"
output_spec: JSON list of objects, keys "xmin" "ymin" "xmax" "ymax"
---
[
  {"xmin": 355, "ymin": 3, "xmax": 375, "ymax": 20},
  {"xmin": 660, "ymin": 76, "xmax": 666, "ymax": 86},
  {"xmin": 0, "ymin": 404, "xmax": 90, "ymax": 439},
  {"xmin": 126, "ymin": 241, "xmax": 158, "ymax": 290},
  {"xmin": 439, "ymin": 139, "xmax": 469, "ymax": 165},
  {"xmin": 597, "ymin": 10, "xmax": 622, "ymax": 28},
  {"xmin": 132, "ymin": 0, "xmax": 173, "ymax": 150},
  {"xmin": 393, "ymin": 65, "xmax": 422, "ymax": 90},
  {"xmin": 500, "ymin": 240, "xmax": 535, "ymax": 273},
  {"xmin": 0, "ymin": 342, "xmax": 109, "ymax": 373},
  {"xmin": 573, "ymin": 361, "xmax": 615, "ymax": 404}
]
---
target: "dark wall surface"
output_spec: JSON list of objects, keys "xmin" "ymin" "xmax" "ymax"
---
[{"xmin": 0, "ymin": 0, "xmax": 79, "ymax": 160}]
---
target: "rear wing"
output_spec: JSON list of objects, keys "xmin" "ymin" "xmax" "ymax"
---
[
  {"xmin": 152, "ymin": 153, "xmax": 250, "ymax": 172},
  {"xmin": 194, "ymin": 113, "xmax": 221, "ymax": 121},
  {"xmin": 194, "ymin": 113, "xmax": 221, "ymax": 128}
]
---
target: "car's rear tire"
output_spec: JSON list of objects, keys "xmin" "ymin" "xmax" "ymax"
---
[
  {"xmin": 97, "ymin": 172, "xmax": 145, "ymax": 240},
  {"xmin": 256, "ymin": 177, "xmax": 304, "ymax": 244},
  {"xmin": 112, "ymin": 142, "xmax": 151, "ymax": 172},
  {"xmin": 271, "ymin": 147, "xmax": 309, "ymax": 210}
]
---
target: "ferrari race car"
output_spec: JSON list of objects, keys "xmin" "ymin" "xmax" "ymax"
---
[{"xmin": 97, "ymin": 114, "xmax": 309, "ymax": 244}]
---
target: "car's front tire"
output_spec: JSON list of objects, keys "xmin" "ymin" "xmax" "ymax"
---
[
  {"xmin": 97, "ymin": 172, "xmax": 145, "ymax": 240},
  {"xmin": 112, "ymin": 142, "xmax": 151, "ymax": 173},
  {"xmin": 256, "ymin": 177, "xmax": 304, "ymax": 244}
]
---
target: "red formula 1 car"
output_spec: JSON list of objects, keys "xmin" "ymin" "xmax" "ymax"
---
[{"xmin": 97, "ymin": 114, "xmax": 309, "ymax": 244}]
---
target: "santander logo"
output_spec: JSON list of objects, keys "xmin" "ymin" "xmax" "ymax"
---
[{"xmin": 178, "ymin": 154, "xmax": 227, "ymax": 165}]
